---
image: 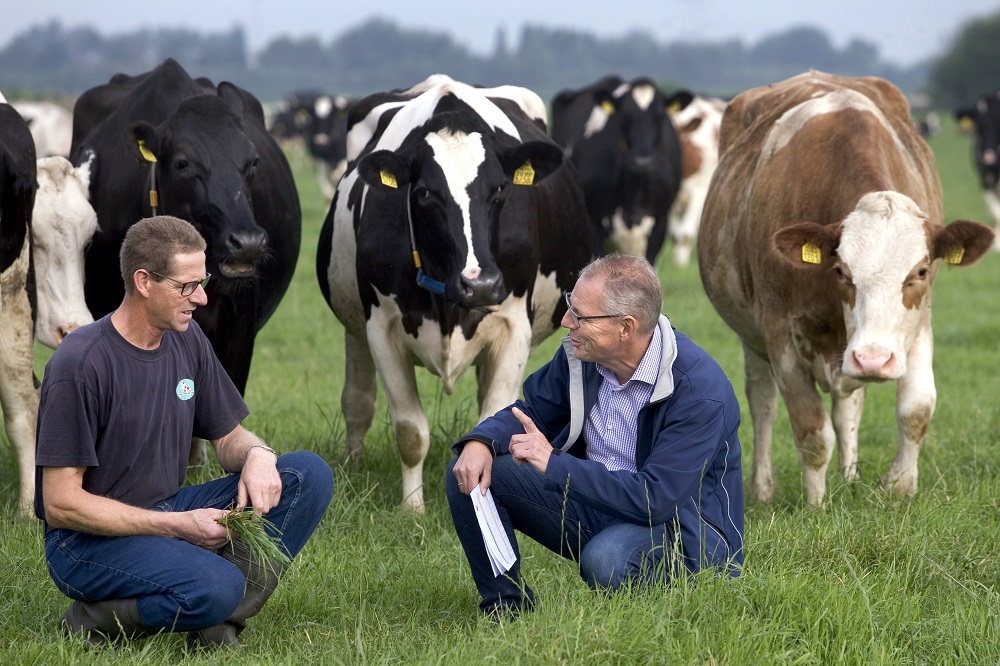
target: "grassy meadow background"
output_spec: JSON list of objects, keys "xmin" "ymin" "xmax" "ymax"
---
[{"xmin": 1, "ymin": 111, "xmax": 998, "ymax": 664}]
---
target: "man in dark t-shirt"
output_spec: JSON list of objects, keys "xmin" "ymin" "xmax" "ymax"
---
[{"xmin": 35, "ymin": 215, "xmax": 333, "ymax": 648}]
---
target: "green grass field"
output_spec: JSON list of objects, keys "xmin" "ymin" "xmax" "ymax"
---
[{"xmin": 1, "ymin": 115, "xmax": 998, "ymax": 665}]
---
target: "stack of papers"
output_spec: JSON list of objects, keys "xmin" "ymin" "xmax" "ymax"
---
[{"xmin": 470, "ymin": 485, "xmax": 517, "ymax": 576}]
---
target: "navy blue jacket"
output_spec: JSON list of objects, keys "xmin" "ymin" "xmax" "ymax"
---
[{"xmin": 458, "ymin": 316, "xmax": 744, "ymax": 575}]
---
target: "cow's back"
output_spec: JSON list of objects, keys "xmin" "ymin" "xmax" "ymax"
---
[{"xmin": 699, "ymin": 71, "xmax": 940, "ymax": 352}]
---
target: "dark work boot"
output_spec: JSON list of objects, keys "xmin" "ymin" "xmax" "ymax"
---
[
  {"xmin": 189, "ymin": 538, "xmax": 286, "ymax": 648},
  {"xmin": 60, "ymin": 598, "xmax": 158, "ymax": 645}
]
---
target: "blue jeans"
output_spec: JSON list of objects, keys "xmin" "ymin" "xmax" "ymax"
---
[
  {"xmin": 446, "ymin": 454, "xmax": 681, "ymax": 613},
  {"xmin": 44, "ymin": 450, "xmax": 333, "ymax": 632}
]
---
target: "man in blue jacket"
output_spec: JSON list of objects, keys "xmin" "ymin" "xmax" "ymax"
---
[{"xmin": 447, "ymin": 254, "xmax": 744, "ymax": 619}]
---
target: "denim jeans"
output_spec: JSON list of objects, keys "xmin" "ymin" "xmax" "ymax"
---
[
  {"xmin": 446, "ymin": 454, "xmax": 680, "ymax": 613},
  {"xmin": 45, "ymin": 450, "xmax": 333, "ymax": 632}
]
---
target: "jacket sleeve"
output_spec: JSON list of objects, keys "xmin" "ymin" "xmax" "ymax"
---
[
  {"xmin": 453, "ymin": 344, "xmax": 574, "ymax": 457},
  {"xmin": 543, "ymin": 394, "xmax": 730, "ymax": 525}
]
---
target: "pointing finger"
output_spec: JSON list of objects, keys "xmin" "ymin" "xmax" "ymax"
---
[{"xmin": 512, "ymin": 406, "xmax": 540, "ymax": 434}]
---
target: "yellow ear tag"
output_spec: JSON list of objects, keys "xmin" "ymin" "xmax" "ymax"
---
[
  {"xmin": 668, "ymin": 101, "xmax": 682, "ymax": 114},
  {"xmin": 801, "ymin": 242, "xmax": 822, "ymax": 264},
  {"xmin": 944, "ymin": 246, "xmax": 965, "ymax": 264},
  {"xmin": 379, "ymin": 170, "xmax": 398, "ymax": 189},
  {"xmin": 137, "ymin": 140, "xmax": 157, "ymax": 163},
  {"xmin": 513, "ymin": 162, "xmax": 535, "ymax": 186},
  {"xmin": 600, "ymin": 100, "xmax": 615, "ymax": 115},
  {"xmin": 958, "ymin": 117, "xmax": 974, "ymax": 131}
]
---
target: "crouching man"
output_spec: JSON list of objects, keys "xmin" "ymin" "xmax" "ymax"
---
[{"xmin": 35, "ymin": 215, "xmax": 334, "ymax": 647}]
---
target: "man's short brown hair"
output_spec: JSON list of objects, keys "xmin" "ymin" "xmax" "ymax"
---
[{"xmin": 120, "ymin": 216, "xmax": 207, "ymax": 293}]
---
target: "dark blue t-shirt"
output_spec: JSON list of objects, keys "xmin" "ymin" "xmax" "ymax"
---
[{"xmin": 33, "ymin": 315, "xmax": 249, "ymax": 522}]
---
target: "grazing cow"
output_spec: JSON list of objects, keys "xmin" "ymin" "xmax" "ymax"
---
[
  {"xmin": 0, "ymin": 102, "xmax": 39, "ymax": 517},
  {"xmin": 317, "ymin": 74, "xmax": 592, "ymax": 512},
  {"xmin": 551, "ymin": 75, "xmax": 690, "ymax": 264},
  {"xmin": 699, "ymin": 71, "xmax": 995, "ymax": 507},
  {"xmin": 70, "ymin": 58, "xmax": 302, "ymax": 395},
  {"xmin": 270, "ymin": 90, "xmax": 352, "ymax": 202},
  {"xmin": 954, "ymin": 96, "xmax": 1000, "ymax": 250},
  {"xmin": 32, "ymin": 156, "xmax": 98, "ymax": 347},
  {"xmin": 668, "ymin": 95, "xmax": 726, "ymax": 268},
  {"xmin": 12, "ymin": 101, "xmax": 73, "ymax": 158}
]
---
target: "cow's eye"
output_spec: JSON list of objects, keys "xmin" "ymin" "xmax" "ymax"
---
[
  {"xmin": 413, "ymin": 186, "xmax": 432, "ymax": 204},
  {"xmin": 174, "ymin": 158, "xmax": 189, "ymax": 171}
]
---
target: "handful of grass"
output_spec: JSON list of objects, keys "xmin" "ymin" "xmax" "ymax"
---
[{"xmin": 217, "ymin": 507, "xmax": 292, "ymax": 568}]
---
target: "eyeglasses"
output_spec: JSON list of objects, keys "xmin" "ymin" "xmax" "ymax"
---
[
  {"xmin": 564, "ymin": 292, "xmax": 624, "ymax": 326},
  {"xmin": 148, "ymin": 270, "xmax": 212, "ymax": 296}
]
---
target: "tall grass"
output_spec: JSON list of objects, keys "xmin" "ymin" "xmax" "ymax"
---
[{"xmin": 2, "ymin": 117, "xmax": 999, "ymax": 664}]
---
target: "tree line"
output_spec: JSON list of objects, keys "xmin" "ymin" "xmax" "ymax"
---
[{"xmin": 1, "ymin": 14, "xmax": 999, "ymax": 107}]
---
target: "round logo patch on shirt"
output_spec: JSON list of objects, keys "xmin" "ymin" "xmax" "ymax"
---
[{"xmin": 176, "ymin": 378, "xmax": 195, "ymax": 401}]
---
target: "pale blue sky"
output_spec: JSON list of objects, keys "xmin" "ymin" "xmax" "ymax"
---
[{"xmin": 4, "ymin": 1, "xmax": 998, "ymax": 66}]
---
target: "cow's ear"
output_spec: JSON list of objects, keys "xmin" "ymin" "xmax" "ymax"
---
[
  {"xmin": 217, "ymin": 82, "xmax": 247, "ymax": 124},
  {"xmin": 772, "ymin": 222, "xmax": 841, "ymax": 268},
  {"xmin": 357, "ymin": 150, "xmax": 411, "ymax": 191},
  {"xmin": 500, "ymin": 141, "xmax": 565, "ymax": 186},
  {"xmin": 666, "ymin": 90, "xmax": 694, "ymax": 115},
  {"xmin": 126, "ymin": 123, "xmax": 160, "ymax": 164},
  {"xmin": 594, "ymin": 90, "xmax": 617, "ymax": 116},
  {"xmin": 932, "ymin": 220, "xmax": 995, "ymax": 266}
]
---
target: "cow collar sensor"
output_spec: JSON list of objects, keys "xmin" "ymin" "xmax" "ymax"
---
[{"xmin": 403, "ymin": 182, "xmax": 447, "ymax": 296}]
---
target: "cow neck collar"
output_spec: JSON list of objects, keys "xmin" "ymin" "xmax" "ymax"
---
[
  {"xmin": 139, "ymin": 141, "xmax": 161, "ymax": 215},
  {"xmin": 405, "ymin": 183, "xmax": 446, "ymax": 295}
]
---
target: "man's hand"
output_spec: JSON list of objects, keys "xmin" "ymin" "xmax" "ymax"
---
[
  {"xmin": 237, "ymin": 447, "xmax": 282, "ymax": 513},
  {"xmin": 452, "ymin": 440, "xmax": 493, "ymax": 495},
  {"xmin": 509, "ymin": 407, "xmax": 553, "ymax": 475},
  {"xmin": 181, "ymin": 508, "xmax": 232, "ymax": 550}
]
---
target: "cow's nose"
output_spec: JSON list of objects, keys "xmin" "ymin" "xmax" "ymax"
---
[
  {"xmin": 850, "ymin": 347, "xmax": 896, "ymax": 379},
  {"xmin": 460, "ymin": 268, "xmax": 506, "ymax": 307},
  {"xmin": 226, "ymin": 229, "xmax": 268, "ymax": 262}
]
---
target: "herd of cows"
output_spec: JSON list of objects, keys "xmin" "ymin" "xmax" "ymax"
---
[{"xmin": 0, "ymin": 59, "xmax": 996, "ymax": 517}]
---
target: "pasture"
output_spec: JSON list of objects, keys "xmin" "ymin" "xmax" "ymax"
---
[{"xmin": 1, "ymin": 113, "xmax": 998, "ymax": 665}]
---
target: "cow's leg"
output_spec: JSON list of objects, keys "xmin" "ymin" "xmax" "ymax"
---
[
  {"xmin": 831, "ymin": 387, "xmax": 866, "ymax": 482},
  {"xmin": 0, "ymin": 265, "xmax": 39, "ymax": 518},
  {"xmin": 475, "ymin": 326, "xmax": 532, "ymax": 422},
  {"xmin": 341, "ymin": 332, "xmax": 377, "ymax": 466},
  {"xmin": 773, "ymin": 348, "xmax": 835, "ymax": 508},
  {"xmin": 885, "ymin": 324, "xmax": 936, "ymax": 496},
  {"xmin": 743, "ymin": 346, "xmax": 779, "ymax": 503},
  {"xmin": 314, "ymin": 160, "xmax": 335, "ymax": 203},
  {"xmin": 983, "ymin": 189, "xmax": 1000, "ymax": 250}
]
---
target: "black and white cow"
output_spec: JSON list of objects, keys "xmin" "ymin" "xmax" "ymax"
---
[
  {"xmin": 955, "ymin": 95, "xmax": 1000, "ymax": 250},
  {"xmin": 551, "ymin": 75, "xmax": 691, "ymax": 264},
  {"xmin": 0, "ymin": 102, "xmax": 39, "ymax": 517},
  {"xmin": 70, "ymin": 58, "xmax": 302, "ymax": 395},
  {"xmin": 317, "ymin": 74, "xmax": 592, "ymax": 512},
  {"xmin": 12, "ymin": 101, "xmax": 73, "ymax": 158},
  {"xmin": 270, "ymin": 90, "xmax": 352, "ymax": 201}
]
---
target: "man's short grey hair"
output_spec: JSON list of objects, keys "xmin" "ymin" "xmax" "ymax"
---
[{"xmin": 578, "ymin": 254, "xmax": 662, "ymax": 333}]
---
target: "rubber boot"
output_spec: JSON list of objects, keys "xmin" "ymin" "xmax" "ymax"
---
[
  {"xmin": 60, "ymin": 598, "xmax": 158, "ymax": 645},
  {"xmin": 190, "ymin": 537, "xmax": 286, "ymax": 648}
]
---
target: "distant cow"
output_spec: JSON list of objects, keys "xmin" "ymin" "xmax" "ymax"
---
[
  {"xmin": 317, "ymin": 74, "xmax": 592, "ymax": 512},
  {"xmin": 0, "ymin": 102, "xmax": 40, "ymax": 517},
  {"xmin": 551, "ymin": 75, "xmax": 690, "ymax": 264},
  {"xmin": 12, "ymin": 101, "xmax": 73, "ymax": 158},
  {"xmin": 668, "ymin": 95, "xmax": 726, "ymax": 268},
  {"xmin": 270, "ymin": 90, "xmax": 352, "ymax": 201},
  {"xmin": 70, "ymin": 58, "xmax": 302, "ymax": 395},
  {"xmin": 954, "ymin": 95, "xmax": 1000, "ymax": 250},
  {"xmin": 699, "ymin": 71, "xmax": 995, "ymax": 507}
]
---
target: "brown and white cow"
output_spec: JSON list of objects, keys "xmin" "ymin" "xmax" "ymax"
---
[
  {"xmin": 699, "ymin": 71, "xmax": 995, "ymax": 507},
  {"xmin": 669, "ymin": 95, "xmax": 726, "ymax": 267}
]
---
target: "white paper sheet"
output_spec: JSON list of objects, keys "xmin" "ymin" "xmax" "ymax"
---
[{"xmin": 470, "ymin": 485, "xmax": 517, "ymax": 577}]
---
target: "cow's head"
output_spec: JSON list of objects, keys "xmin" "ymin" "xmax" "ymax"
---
[
  {"xmin": 32, "ymin": 156, "xmax": 97, "ymax": 347},
  {"xmin": 773, "ymin": 191, "xmax": 994, "ymax": 381},
  {"xmin": 955, "ymin": 94, "xmax": 1000, "ymax": 188},
  {"xmin": 356, "ymin": 119, "xmax": 564, "ymax": 310},
  {"xmin": 125, "ymin": 84, "xmax": 267, "ymax": 288},
  {"xmin": 607, "ymin": 79, "xmax": 691, "ymax": 173}
]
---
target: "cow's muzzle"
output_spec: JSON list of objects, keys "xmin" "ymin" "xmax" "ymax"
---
[
  {"xmin": 457, "ymin": 267, "xmax": 506, "ymax": 310},
  {"xmin": 220, "ymin": 229, "xmax": 269, "ymax": 278}
]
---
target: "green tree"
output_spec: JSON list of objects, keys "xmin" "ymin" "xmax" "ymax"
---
[{"xmin": 928, "ymin": 10, "xmax": 1000, "ymax": 108}]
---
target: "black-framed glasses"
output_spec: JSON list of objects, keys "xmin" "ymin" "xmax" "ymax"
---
[
  {"xmin": 564, "ymin": 291, "xmax": 624, "ymax": 326},
  {"xmin": 148, "ymin": 270, "xmax": 212, "ymax": 296}
]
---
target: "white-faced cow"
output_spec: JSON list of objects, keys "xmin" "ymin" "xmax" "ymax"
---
[
  {"xmin": 317, "ymin": 75, "xmax": 592, "ymax": 512},
  {"xmin": 954, "ymin": 95, "xmax": 1000, "ymax": 251},
  {"xmin": 270, "ymin": 90, "xmax": 352, "ymax": 202},
  {"xmin": 12, "ymin": 101, "xmax": 73, "ymax": 158},
  {"xmin": 551, "ymin": 75, "xmax": 690, "ymax": 265},
  {"xmin": 70, "ymin": 58, "xmax": 302, "ymax": 395},
  {"xmin": 699, "ymin": 71, "xmax": 995, "ymax": 507},
  {"xmin": 668, "ymin": 95, "xmax": 726, "ymax": 268},
  {"xmin": 0, "ymin": 102, "xmax": 40, "ymax": 517}
]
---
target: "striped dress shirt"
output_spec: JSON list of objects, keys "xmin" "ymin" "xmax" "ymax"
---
[{"xmin": 584, "ymin": 325, "xmax": 663, "ymax": 473}]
